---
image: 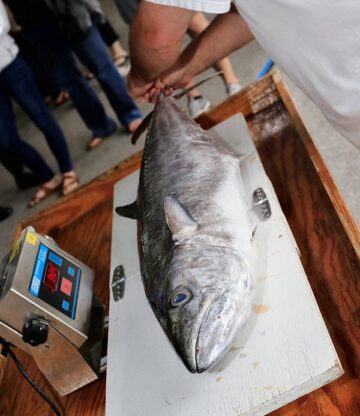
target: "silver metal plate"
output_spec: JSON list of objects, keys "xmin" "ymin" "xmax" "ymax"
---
[
  {"xmin": 111, "ymin": 265, "xmax": 126, "ymax": 302},
  {"xmin": 253, "ymin": 187, "xmax": 271, "ymax": 220}
]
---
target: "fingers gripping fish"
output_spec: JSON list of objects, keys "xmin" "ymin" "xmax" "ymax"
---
[{"xmin": 116, "ymin": 95, "xmax": 257, "ymax": 373}]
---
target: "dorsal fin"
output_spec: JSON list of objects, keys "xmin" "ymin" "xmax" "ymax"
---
[
  {"xmin": 115, "ymin": 202, "xmax": 138, "ymax": 220},
  {"xmin": 131, "ymin": 112, "xmax": 153, "ymax": 144}
]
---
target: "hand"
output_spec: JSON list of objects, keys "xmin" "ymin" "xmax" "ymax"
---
[
  {"xmin": 148, "ymin": 81, "xmax": 174, "ymax": 103},
  {"xmin": 150, "ymin": 62, "xmax": 193, "ymax": 102},
  {"xmin": 127, "ymin": 70, "xmax": 155, "ymax": 102}
]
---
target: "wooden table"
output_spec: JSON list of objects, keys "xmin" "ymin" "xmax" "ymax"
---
[{"xmin": 0, "ymin": 72, "xmax": 359, "ymax": 416}]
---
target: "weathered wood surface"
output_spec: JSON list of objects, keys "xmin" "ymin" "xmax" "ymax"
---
[{"xmin": 0, "ymin": 72, "xmax": 359, "ymax": 415}]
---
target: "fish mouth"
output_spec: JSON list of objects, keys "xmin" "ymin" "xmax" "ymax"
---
[{"xmin": 194, "ymin": 291, "xmax": 230, "ymax": 373}]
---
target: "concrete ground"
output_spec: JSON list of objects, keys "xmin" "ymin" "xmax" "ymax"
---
[{"xmin": 0, "ymin": 1, "xmax": 359, "ymax": 260}]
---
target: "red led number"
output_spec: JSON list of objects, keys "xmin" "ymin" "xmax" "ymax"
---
[{"xmin": 44, "ymin": 262, "xmax": 59, "ymax": 292}]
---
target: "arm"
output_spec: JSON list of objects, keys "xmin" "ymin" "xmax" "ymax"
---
[
  {"xmin": 128, "ymin": 2, "xmax": 194, "ymax": 100},
  {"xmin": 154, "ymin": 5, "xmax": 254, "ymax": 96}
]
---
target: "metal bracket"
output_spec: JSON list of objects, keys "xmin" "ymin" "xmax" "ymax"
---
[
  {"xmin": 111, "ymin": 265, "xmax": 126, "ymax": 302},
  {"xmin": 253, "ymin": 187, "xmax": 271, "ymax": 220}
]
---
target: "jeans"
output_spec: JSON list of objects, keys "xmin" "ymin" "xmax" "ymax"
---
[
  {"xmin": 72, "ymin": 24, "xmax": 142, "ymax": 128},
  {"xmin": 0, "ymin": 56, "xmax": 73, "ymax": 173},
  {"xmin": 0, "ymin": 90, "xmax": 54, "ymax": 183},
  {"xmin": 23, "ymin": 26, "xmax": 117, "ymax": 138}
]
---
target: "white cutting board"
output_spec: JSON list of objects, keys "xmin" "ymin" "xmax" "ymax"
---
[{"xmin": 106, "ymin": 115, "xmax": 342, "ymax": 416}]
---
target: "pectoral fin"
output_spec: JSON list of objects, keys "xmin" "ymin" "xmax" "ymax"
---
[
  {"xmin": 164, "ymin": 195, "xmax": 197, "ymax": 242},
  {"xmin": 115, "ymin": 201, "xmax": 138, "ymax": 220}
]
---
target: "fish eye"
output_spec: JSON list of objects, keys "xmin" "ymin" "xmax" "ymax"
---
[{"xmin": 170, "ymin": 288, "xmax": 191, "ymax": 307}]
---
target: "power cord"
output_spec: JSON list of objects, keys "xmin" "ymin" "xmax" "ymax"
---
[{"xmin": 0, "ymin": 337, "xmax": 62, "ymax": 416}]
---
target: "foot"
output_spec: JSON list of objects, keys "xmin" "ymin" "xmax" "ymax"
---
[
  {"xmin": 0, "ymin": 206, "xmax": 13, "ymax": 222},
  {"xmin": 87, "ymin": 137, "xmax": 103, "ymax": 150},
  {"xmin": 87, "ymin": 123, "xmax": 117, "ymax": 151},
  {"xmin": 53, "ymin": 91, "xmax": 70, "ymax": 106},
  {"xmin": 127, "ymin": 118, "xmax": 143, "ymax": 133},
  {"xmin": 28, "ymin": 175, "xmax": 62, "ymax": 208},
  {"xmin": 62, "ymin": 171, "xmax": 80, "ymax": 196},
  {"xmin": 187, "ymin": 96, "xmax": 211, "ymax": 118},
  {"xmin": 226, "ymin": 82, "xmax": 242, "ymax": 96}
]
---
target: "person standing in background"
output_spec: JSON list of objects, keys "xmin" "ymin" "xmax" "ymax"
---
[
  {"xmin": 6, "ymin": 0, "xmax": 142, "ymax": 150},
  {"xmin": 45, "ymin": 0, "xmax": 143, "ymax": 146},
  {"xmin": 95, "ymin": 16, "xmax": 130, "ymax": 77},
  {"xmin": 0, "ymin": 0, "xmax": 79, "ymax": 207}
]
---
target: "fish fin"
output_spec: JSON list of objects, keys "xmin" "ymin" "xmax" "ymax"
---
[
  {"xmin": 131, "ymin": 112, "xmax": 153, "ymax": 144},
  {"xmin": 164, "ymin": 196, "xmax": 197, "ymax": 242},
  {"xmin": 115, "ymin": 202, "xmax": 138, "ymax": 219}
]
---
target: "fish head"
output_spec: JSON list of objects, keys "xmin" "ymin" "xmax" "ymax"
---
[{"xmin": 162, "ymin": 244, "xmax": 253, "ymax": 373}]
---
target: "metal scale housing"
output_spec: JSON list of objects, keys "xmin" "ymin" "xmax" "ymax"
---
[{"xmin": 0, "ymin": 227, "xmax": 103, "ymax": 396}]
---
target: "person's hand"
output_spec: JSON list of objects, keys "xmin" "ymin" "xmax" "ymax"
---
[
  {"xmin": 147, "ymin": 81, "xmax": 174, "ymax": 103},
  {"xmin": 148, "ymin": 63, "xmax": 193, "ymax": 102},
  {"xmin": 127, "ymin": 70, "xmax": 155, "ymax": 102}
]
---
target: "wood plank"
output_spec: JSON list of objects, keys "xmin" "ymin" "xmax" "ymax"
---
[
  {"xmin": 245, "ymin": 101, "xmax": 360, "ymax": 416},
  {"xmin": 195, "ymin": 74, "xmax": 280, "ymax": 129},
  {"xmin": 272, "ymin": 72, "xmax": 360, "ymax": 258}
]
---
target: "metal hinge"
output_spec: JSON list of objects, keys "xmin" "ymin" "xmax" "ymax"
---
[
  {"xmin": 111, "ymin": 265, "xmax": 126, "ymax": 302},
  {"xmin": 253, "ymin": 187, "xmax": 271, "ymax": 220}
]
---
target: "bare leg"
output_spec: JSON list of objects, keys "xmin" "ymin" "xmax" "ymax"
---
[
  {"xmin": 110, "ymin": 40, "xmax": 128, "ymax": 61},
  {"xmin": 185, "ymin": 79, "xmax": 202, "ymax": 98},
  {"xmin": 187, "ymin": 12, "xmax": 240, "ymax": 86}
]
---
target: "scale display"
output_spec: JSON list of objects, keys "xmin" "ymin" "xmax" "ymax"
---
[{"xmin": 29, "ymin": 244, "xmax": 81, "ymax": 319}]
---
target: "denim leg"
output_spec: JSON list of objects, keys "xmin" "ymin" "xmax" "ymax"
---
[
  {"xmin": 73, "ymin": 25, "xmax": 142, "ymax": 129},
  {"xmin": 23, "ymin": 27, "xmax": 116, "ymax": 138},
  {"xmin": 0, "ymin": 88, "xmax": 54, "ymax": 183},
  {"xmin": 4, "ymin": 56, "xmax": 73, "ymax": 173}
]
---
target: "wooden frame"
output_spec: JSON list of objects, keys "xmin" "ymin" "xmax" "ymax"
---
[{"xmin": 1, "ymin": 72, "xmax": 358, "ymax": 415}]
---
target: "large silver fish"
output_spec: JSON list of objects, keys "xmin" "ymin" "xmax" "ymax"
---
[{"xmin": 116, "ymin": 95, "xmax": 257, "ymax": 373}]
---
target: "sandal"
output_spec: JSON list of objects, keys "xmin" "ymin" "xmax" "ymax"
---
[
  {"xmin": 28, "ymin": 176, "xmax": 62, "ymax": 208},
  {"xmin": 62, "ymin": 171, "xmax": 80, "ymax": 196}
]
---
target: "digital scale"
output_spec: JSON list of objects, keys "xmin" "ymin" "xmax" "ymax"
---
[{"xmin": 0, "ymin": 227, "xmax": 104, "ymax": 396}]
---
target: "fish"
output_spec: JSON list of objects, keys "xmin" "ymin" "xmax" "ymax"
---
[{"xmin": 116, "ymin": 95, "xmax": 257, "ymax": 373}]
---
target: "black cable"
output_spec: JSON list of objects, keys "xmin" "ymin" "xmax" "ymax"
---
[{"xmin": 0, "ymin": 338, "xmax": 62, "ymax": 416}]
